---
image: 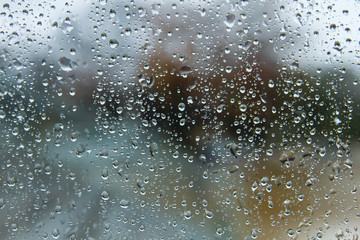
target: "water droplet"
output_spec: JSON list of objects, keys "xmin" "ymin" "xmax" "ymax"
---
[
  {"xmin": 179, "ymin": 118, "xmax": 186, "ymax": 126},
  {"xmin": 216, "ymin": 227, "xmax": 224, "ymax": 235},
  {"xmin": 280, "ymin": 32, "xmax": 286, "ymax": 40},
  {"xmin": 225, "ymin": 66, "xmax": 232, "ymax": 73},
  {"xmin": 70, "ymin": 48, "xmax": 76, "ymax": 55},
  {"xmin": 109, "ymin": 39, "xmax": 119, "ymax": 48},
  {"xmin": 260, "ymin": 176, "xmax": 269, "ymax": 186},
  {"xmin": 131, "ymin": 140, "xmax": 139, "ymax": 149},
  {"xmin": 58, "ymin": 57, "xmax": 73, "ymax": 72},
  {"xmin": 0, "ymin": 198, "xmax": 5, "ymax": 209},
  {"xmin": 149, "ymin": 142, "xmax": 158, "ymax": 156},
  {"xmin": 61, "ymin": 18, "xmax": 74, "ymax": 34},
  {"xmin": 11, "ymin": 223, "xmax": 18, "ymax": 232},
  {"xmin": 224, "ymin": 13, "xmax": 236, "ymax": 28},
  {"xmin": 279, "ymin": 151, "xmax": 295, "ymax": 164},
  {"xmin": 288, "ymin": 229, "xmax": 295, "ymax": 237},
  {"xmin": 120, "ymin": 199, "xmax": 130, "ymax": 208},
  {"xmin": 12, "ymin": 58, "xmax": 23, "ymax": 70},
  {"xmin": 251, "ymin": 181, "xmax": 258, "ymax": 191},
  {"xmin": 205, "ymin": 209, "xmax": 214, "ymax": 218},
  {"xmin": 245, "ymin": 64, "xmax": 252, "ymax": 72},
  {"xmin": 178, "ymin": 103, "xmax": 186, "ymax": 111},
  {"xmin": 298, "ymin": 194, "xmax": 304, "ymax": 201},
  {"xmin": 109, "ymin": 9, "xmax": 116, "ymax": 17},
  {"xmin": 179, "ymin": 66, "xmax": 192, "ymax": 76},
  {"xmin": 76, "ymin": 144, "xmax": 85, "ymax": 157},
  {"xmin": 11, "ymin": 127, "xmax": 19, "ymax": 136},
  {"xmin": 42, "ymin": 78, "xmax": 49, "ymax": 87},
  {"xmin": 305, "ymin": 177, "xmax": 317, "ymax": 186},
  {"xmin": 99, "ymin": 0, "xmax": 108, "ymax": 6},
  {"xmin": 125, "ymin": 27, "xmax": 132, "ymax": 36},
  {"xmin": 0, "ymin": 110, "xmax": 5, "ymax": 119},
  {"xmin": 139, "ymin": 224, "xmax": 145, "ymax": 232},
  {"xmin": 266, "ymin": 149, "xmax": 273, "ymax": 156},
  {"xmin": 184, "ymin": 210, "xmax": 192, "ymax": 219},
  {"xmin": 199, "ymin": 154, "xmax": 206, "ymax": 163},
  {"xmin": 101, "ymin": 168, "xmax": 109, "ymax": 180},
  {"xmin": 101, "ymin": 191, "xmax": 109, "ymax": 200},
  {"xmin": 239, "ymin": 104, "xmax": 247, "ymax": 112},
  {"xmin": 268, "ymin": 79, "xmax": 275, "ymax": 88},
  {"xmin": 316, "ymin": 147, "xmax": 326, "ymax": 157},
  {"xmin": 52, "ymin": 228, "xmax": 60, "ymax": 239},
  {"xmin": 228, "ymin": 165, "xmax": 239, "ymax": 173}
]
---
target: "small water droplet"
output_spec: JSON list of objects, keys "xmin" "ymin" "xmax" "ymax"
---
[
  {"xmin": 0, "ymin": 110, "xmax": 5, "ymax": 119},
  {"xmin": 52, "ymin": 228, "xmax": 60, "ymax": 239},
  {"xmin": 11, "ymin": 127, "xmax": 19, "ymax": 136},
  {"xmin": 120, "ymin": 199, "xmax": 130, "ymax": 208},
  {"xmin": 216, "ymin": 227, "xmax": 224, "ymax": 235},
  {"xmin": 101, "ymin": 191, "xmax": 109, "ymax": 200},
  {"xmin": 288, "ymin": 229, "xmax": 295, "ymax": 237},
  {"xmin": 70, "ymin": 48, "xmax": 76, "ymax": 55},
  {"xmin": 239, "ymin": 104, "xmax": 247, "ymax": 112},
  {"xmin": 280, "ymin": 32, "xmax": 286, "ymax": 40},
  {"xmin": 11, "ymin": 223, "xmax": 18, "ymax": 232},
  {"xmin": 268, "ymin": 79, "xmax": 275, "ymax": 88},
  {"xmin": 109, "ymin": 9, "xmax": 116, "ymax": 17},
  {"xmin": 101, "ymin": 168, "xmax": 109, "ymax": 180},
  {"xmin": 184, "ymin": 210, "xmax": 192, "ymax": 219},
  {"xmin": 109, "ymin": 39, "xmax": 119, "ymax": 48},
  {"xmin": 225, "ymin": 66, "xmax": 232, "ymax": 73},
  {"xmin": 205, "ymin": 209, "xmax": 214, "ymax": 219},
  {"xmin": 99, "ymin": 0, "xmax": 108, "ymax": 6},
  {"xmin": 178, "ymin": 103, "xmax": 186, "ymax": 111}
]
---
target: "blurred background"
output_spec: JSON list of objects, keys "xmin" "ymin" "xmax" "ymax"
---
[{"xmin": 0, "ymin": 0, "xmax": 359, "ymax": 239}]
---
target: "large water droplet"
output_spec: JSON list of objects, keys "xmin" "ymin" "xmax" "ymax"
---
[
  {"xmin": 225, "ymin": 13, "xmax": 236, "ymax": 28},
  {"xmin": 58, "ymin": 57, "xmax": 73, "ymax": 72}
]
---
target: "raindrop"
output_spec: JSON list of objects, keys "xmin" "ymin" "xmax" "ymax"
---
[
  {"xmin": 178, "ymin": 103, "xmax": 186, "ymax": 111},
  {"xmin": 120, "ymin": 199, "xmax": 130, "ymax": 208},
  {"xmin": 99, "ymin": 0, "xmax": 108, "ymax": 6},
  {"xmin": 0, "ymin": 110, "xmax": 5, "ymax": 119},
  {"xmin": 288, "ymin": 229, "xmax": 295, "ymax": 237},
  {"xmin": 58, "ymin": 57, "xmax": 73, "ymax": 72},
  {"xmin": 11, "ymin": 223, "xmax": 18, "ymax": 232},
  {"xmin": 109, "ymin": 39, "xmax": 119, "ymax": 48},
  {"xmin": 228, "ymin": 165, "xmax": 239, "ymax": 173},
  {"xmin": 205, "ymin": 209, "xmax": 214, "ymax": 219},
  {"xmin": 268, "ymin": 79, "xmax": 275, "ymax": 88},
  {"xmin": 101, "ymin": 191, "xmax": 109, "ymax": 200},
  {"xmin": 216, "ymin": 227, "xmax": 224, "ymax": 235},
  {"xmin": 184, "ymin": 210, "xmax": 192, "ymax": 219},
  {"xmin": 149, "ymin": 142, "xmax": 158, "ymax": 156},
  {"xmin": 280, "ymin": 32, "xmax": 286, "ymax": 40},
  {"xmin": 109, "ymin": 9, "xmax": 116, "ymax": 17},
  {"xmin": 101, "ymin": 168, "xmax": 109, "ymax": 180},
  {"xmin": 239, "ymin": 104, "xmax": 247, "ymax": 112},
  {"xmin": 224, "ymin": 13, "xmax": 236, "ymax": 28},
  {"xmin": 179, "ymin": 66, "xmax": 192, "ymax": 75},
  {"xmin": 52, "ymin": 228, "xmax": 60, "ymax": 239},
  {"xmin": 225, "ymin": 66, "xmax": 232, "ymax": 73}
]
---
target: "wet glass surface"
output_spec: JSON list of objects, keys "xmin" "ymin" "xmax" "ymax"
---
[{"xmin": 0, "ymin": 0, "xmax": 359, "ymax": 239}]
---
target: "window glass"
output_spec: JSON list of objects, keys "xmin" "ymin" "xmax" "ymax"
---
[{"xmin": 0, "ymin": 0, "xmax": 359, "ymax": 239}]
